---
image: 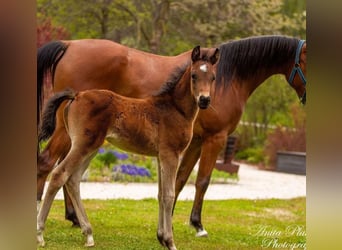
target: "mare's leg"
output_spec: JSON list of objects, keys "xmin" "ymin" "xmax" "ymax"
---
[
  {"xmin": 157, "ymin": 160, "xmax": 164, "ymax": 246},
  {"xmin": 64, "ymin": 153, "xmax": 96, "ymax": 246},
  {"xmin": 173, "ymin": 136, "xmax": 202, "ymax": 213},
  {"xmin": 190, "ymin": 132, "xmax": 227, "ymax": 237},
  {"xmin": 157, "ymin": 151, "xmax": 179, "ymax": 250},
  {"xmin": 37, "ymin": 126, "xmax": 70, "ymax": 210},
  {"xmin": 63, "ymin": 186, "xmax": 80, "ymax": 226}
]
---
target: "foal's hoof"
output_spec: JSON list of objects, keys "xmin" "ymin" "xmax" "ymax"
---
[
  {"xmin": 37, "ymin": 201, "xmax": 41, "ymax": 213},
  {"xmin": 195, "ymin": 228, "xmax": 208, "ymax": 237},
  {"xmin": 157, "ymin": 232, "xmax": 177, "ymax": 250},
  {"xmin": 157, "ymin": 232, "xmax": 166, "ymax": 247},
  {"xmin": 37, "ymin": 233, "xmax": 45, "ymax": 247},
  {"xmin": 84, "ymin": 234, "xmax": 95, "ymax": 247}
]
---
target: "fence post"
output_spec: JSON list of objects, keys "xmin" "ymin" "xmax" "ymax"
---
[{"xmin": 215, "ymin": 135, "xmax": 239, "ymax": 174}]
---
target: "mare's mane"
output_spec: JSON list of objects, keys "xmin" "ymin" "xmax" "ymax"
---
[{"xmin": 216, "ymin": 35, "xmax": 299, "ymax": 87}]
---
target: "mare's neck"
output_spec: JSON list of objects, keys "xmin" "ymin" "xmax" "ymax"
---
[{"xmin": 241, "ymin": 61, "xmax": 293, "ymax": 99}]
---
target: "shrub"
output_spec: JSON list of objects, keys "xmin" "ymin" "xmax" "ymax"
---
[
  {"xmin": 96, "ymin": 148, "xmax": 119, "ymax": 167},
  {"xmin": 235, "ymin": 147, "xmax": 265, "ymax": 164},
  {"xmin": 264, "ymin": 104, "xmax": 306, "ymax": 168}
]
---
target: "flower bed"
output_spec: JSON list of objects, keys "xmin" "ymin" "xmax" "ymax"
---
[{"xmin": 86, "ymin": 145, "xmax": 157, "ymax": 182}]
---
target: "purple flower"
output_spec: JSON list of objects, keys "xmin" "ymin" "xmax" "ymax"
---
[
  {"xmin": 137, "ymin": 168, "xmax": 151, "ymax": 177},
  {"xmin": 129, "ymin": 165, "xmax": 138, "ymax": 175},
  {"xmin": 112, "ymin": 164, "xmax": 151, "ymax": 178},
  {"xmin": 121, "ymin": 165, "xmax": 129, "ymax": 174},
  {"xmin": 98, "ymin": 148, "xmax": 105, "ymax": 154},
  {"xmin": 110, "ymin": 150, "xmax": 129, "ymax": 160}
]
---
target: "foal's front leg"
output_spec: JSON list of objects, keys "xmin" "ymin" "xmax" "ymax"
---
[{"xmin": 157, "ymin": 151, "xmax": 179, "ymax": 250}]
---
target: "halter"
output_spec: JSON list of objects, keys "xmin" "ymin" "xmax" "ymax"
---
[{"xmin": 288, "ymin": 39, "xmax": 306, "ymax": 104}]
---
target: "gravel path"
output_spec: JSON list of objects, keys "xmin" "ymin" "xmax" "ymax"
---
[{"xmin": 48, "ymin": 162, "xmax": 305, "ymax": 200}]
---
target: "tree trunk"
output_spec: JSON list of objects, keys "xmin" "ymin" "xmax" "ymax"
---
[{"xmin": 149, "ymin": 0, "xmax": 170, "ymax": 53}]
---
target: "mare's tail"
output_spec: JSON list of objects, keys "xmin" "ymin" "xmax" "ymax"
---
[
  {"xmin": 38, "ymin": 89, "xmax": 76, "ymax": 146},
  {"xmin": 37, "ymin": 41, "xmax": 68, "ymax": 126}
]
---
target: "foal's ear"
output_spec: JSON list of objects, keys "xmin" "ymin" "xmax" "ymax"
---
[
  {"xmin": 210, "ymin": 48, "xmax": 220, "ymax": 65},
  {"xmin": 191, "ymin": 45, "xmax": 201, "ymax": 62}
]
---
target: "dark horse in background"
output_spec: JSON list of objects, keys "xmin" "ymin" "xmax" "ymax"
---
[{"xmin": 37, "ymin": 35, "xmax": 306, "ymax": 237}]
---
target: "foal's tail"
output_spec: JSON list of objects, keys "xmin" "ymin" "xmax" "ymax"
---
[
  {"xmin": 38, "ymin": 89, "xmax": 76, "ymax": 145},
  {"xmin": 37, "ymin": 41, "xmax": 68, "ymax": 126}
]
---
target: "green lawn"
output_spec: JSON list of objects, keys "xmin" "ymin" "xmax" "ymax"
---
[{"xmin": 38, "ymin": 197, "xmax": 306, "ymax": 249}]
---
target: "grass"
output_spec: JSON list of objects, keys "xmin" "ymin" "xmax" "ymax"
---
[{"xmin": 38, "ymin": 197, "xmax": 305, "ymax": 249}]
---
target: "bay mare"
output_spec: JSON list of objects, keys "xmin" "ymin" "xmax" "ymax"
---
[
  {"xmin": 37, "ymin": 46, "xmax": 220, "ymax": 249},
  {"xmin": 37, "ymin": 35, "xmax": 306, "ymax": 237}
]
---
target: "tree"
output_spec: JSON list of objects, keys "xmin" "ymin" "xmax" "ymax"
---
[
  {"xmin": 37, "ymin": 15, "xmax": 70, "ymax": 47},
  {"xmin": 37, "ymin": 15, "xmax": 70, "ymax": 105},
  {"xmin": 37, "ymin": 0, "xmax": 172, "ymax": 53},
  {"xmin": 114, "ymin": 0, "xmax": 171, "ymax": 53},
  {"xmin": 37, "ymin": 0, "xmax": 307, "ymax": 163},
  {"xmin": 37, "ymin": 0, "xmax": 306, "ymax": 52}
]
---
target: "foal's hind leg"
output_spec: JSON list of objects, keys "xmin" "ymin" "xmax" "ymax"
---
[
  {"xmin": 37, "ymin": 125, "xmax": 79, "ymax": 226},
  {"xmin": 37, "ymin": 149, "xmax": 90, "ymax": 247},
  {"xmin": 37, "ymin": 160, "xmax": 73, "ymax": 246},
  {"xmin": 64, "ymin": 153, "xmax": 96, "ymax": 247},
  {"xmin": 37, "ymin": 126, "xmax": 71, "ymax": 211}
]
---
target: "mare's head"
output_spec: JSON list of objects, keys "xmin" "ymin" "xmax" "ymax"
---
[
  {"xmin": 216, "ymin": 36, "xmax": 307, "ymax": 104},
  {"xmin": 190, "ymin": 46, "xmax": 220, "ymax": 109},
  {"xmin": 286, "ymin": 40, "xmax": 307, "ymax": 104}
]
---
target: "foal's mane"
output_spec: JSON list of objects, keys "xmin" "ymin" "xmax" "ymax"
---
[
  {"xmin": 156, "ymin": 49, "xmax": 217, "ymax": 96},
  {"xmin": 216, "ymin": 35, "xmax": 299, "ymax": 87},
  {"xmin": 155, "ymin": 62, "xmax": 190, "ymax": 96}
]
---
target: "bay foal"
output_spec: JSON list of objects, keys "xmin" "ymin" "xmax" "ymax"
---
[{"xmin": 37, "ymin": 46, "xmax": 219, "ymax": 249}]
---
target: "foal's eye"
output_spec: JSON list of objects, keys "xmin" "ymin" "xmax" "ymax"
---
[{"xmin": 191, "ymin": 73, "xmax": 197, "ymax": 80}]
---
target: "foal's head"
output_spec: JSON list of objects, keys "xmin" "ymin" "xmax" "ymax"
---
[{"xmin": 190, "ymin": 46, "xmax": 219, "ymax": 109}]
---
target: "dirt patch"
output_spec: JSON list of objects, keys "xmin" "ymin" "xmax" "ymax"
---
[
  {"xmin": 263, "ymin": 208, "xmax": 297, "ymax": 220},
  {"xmin": 244, "ymin": 208, "xmax": 297, "ymax": 221}
]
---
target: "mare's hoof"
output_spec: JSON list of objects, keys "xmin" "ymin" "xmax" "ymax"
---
[
  {"xmin": 195, "ymin": 228, "xmax": 208, "ymax": 237},
  {"xmin": 84, "ymin": 242, "xmax": 95, "ymax": 247},
  {"xmin": 66, "ymin": 214, "xmax": 80, "ymax": 227}
]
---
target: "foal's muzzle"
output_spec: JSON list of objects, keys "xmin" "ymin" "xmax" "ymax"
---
[{"xmin": 198, "ymin": 95, "xmax": 211, "ymax": 109}]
